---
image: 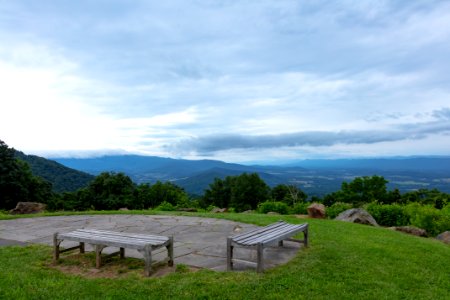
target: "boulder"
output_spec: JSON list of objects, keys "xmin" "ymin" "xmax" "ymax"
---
[
  {"xmin": 436, "ymin": 231, "xmax": 450, "ymax": 244},
  {"xmin": 177, "ymin": 208, "xmax": 197, "ymax": 212},
  {"xmin": 390, "ymin": 226, "xmax": 427, "ymax": 237},
  {"xmin": 335, "ymin": 208, "xmax": 378, "ymax": 226},
  {"xmin": 307, "ymin": 203, "xmax": 326, "ymax": 219},
  {"xmin": 267, "ymin": 211, "xmax": 280, "ymax": 215},
  {"xmin": 10, "ymin": 202, "xmax": 46, "ymax": 215},
  {"xmin": 210, "ymin": 207, "xmax": 228, "ymax": 213},
  {"xmin": 119, "ymin": 207, "xmax": 129, "ymax": 211}
]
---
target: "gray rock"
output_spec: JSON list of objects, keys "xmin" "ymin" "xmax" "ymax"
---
[
  {"xmin": 9, "ymin": 202, "xmax": 46, "ymax": 215},
  {"xmin": 335, "ymin": 208, "xmax": 378, "ymax": 226},
  {"xmin": 210, "ymin": 207, "xmax": 228, "ymax": 213},
  {"xmin": 267, "ymin": 212, "xmax": 280, "ymax": 215},
  {"xmin": 307, "ymin": 203, "xmax": 326, "ymax": 219},
  {"xmin": 177, "ymin": 208, "xmax": 197, "ymax": 212},
  {"xmin": 390, "ymin": 226, "xmax": 427, "ymax": 237},
  {"xmin": 436, "ymin": 231, "xmax": 450, "ymax": 244}
]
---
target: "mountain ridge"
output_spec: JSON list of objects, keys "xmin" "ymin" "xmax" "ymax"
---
[
  {"xmin": 15, "ymin": 151, "xmax": 95, "ymax": 193},
  {"xmin": 53, "ymin": 155, "xmax": 450, "ymax": 196}
]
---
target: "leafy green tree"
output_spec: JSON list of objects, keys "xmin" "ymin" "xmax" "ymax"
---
[
  {"xmin": 87, "ymin": 172, "xmax": 135, "ymax": 210},
  {"xmin": 0, "ymin": 140, "xmax": 53, "ymax": 209},
  {"xmin": 340, "ymin": 175, "xmax": 388, "ymax": 205},
  {"xmin": 271, "ymin": 184, "xmax": 307, "ymax": 206},
  {"xmin": 202, "ymin": 177, "xmax": 233, "ymax": 208},
  {"xmin": 146, "ymin": 181, "xmax": 188, "ymax": 207},
  {"xmin": 202, "ymin": 173, "xmax": 270, "ymax": 211},
  {"xmin": 401, "ymin": 189, "xmax": 449, "ymax": 209},
  {"xmin": 134, "ymin": 183, "xmax": 152, "ymax": 209}
]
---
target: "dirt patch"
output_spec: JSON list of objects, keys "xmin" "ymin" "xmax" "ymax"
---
[{"xmin": 50, "ymin": 253, "xmax": 200, "ymax": 279}]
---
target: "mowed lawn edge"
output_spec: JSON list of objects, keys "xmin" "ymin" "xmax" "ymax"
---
[{"xmin": 0, "ymin": 211, "xmax": 449, "ymax": 299}]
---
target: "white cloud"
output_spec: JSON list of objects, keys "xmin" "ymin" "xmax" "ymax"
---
[{"xmin": 1, "ymin": 1, "xmax": 449, "ymax": 162}]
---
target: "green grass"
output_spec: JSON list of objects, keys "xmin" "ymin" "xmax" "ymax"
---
[{"xmin": 0, "ymin": 212, "xmax": 449, "ymax": 299}]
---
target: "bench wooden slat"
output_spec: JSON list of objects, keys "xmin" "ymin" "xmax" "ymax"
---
[
  {"xmin": 227, "ymin": 221, "xmax": 308, "ymax": 273},
  {"xmin": 233, "ymin": 223, "xmax": 307, "ymax": 246},
  {"xmin": 230, "ymin": 221, "xmax": 286, "ymax": 241},
  {"xmin": 53, "ymin": 229, "xmax": 174, "ymax": 276},
  {"xmin": 240, "ymin": 224, "xmax": 307, "ymax": 245},
  {"xmin": 76, "ymin": 229, "xmax": 169, "ymax": 242},
  {"xmin": 233, "ymin": 223, "xmax": 295, "ymax": 244},
  {"xmin": 60, "ymin": 230, "xmax": 169, "ymax": 248},
  {"xmin": 58, "ymin": 233, "xmax": 159, "ymax": 250}
]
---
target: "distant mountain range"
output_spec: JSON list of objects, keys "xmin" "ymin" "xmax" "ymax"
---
[
  {"xmin": 15, "ymin": 151, "xmax": 94, "ymax": 193},
  {"xmin": 53, "ymin": 155, "xmax": 450, "ymax": 196}
]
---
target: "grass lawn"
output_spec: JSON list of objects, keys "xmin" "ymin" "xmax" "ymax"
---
[{"xmin": 0, "ymin": 211, "xmax": 449, "ymax": 299}]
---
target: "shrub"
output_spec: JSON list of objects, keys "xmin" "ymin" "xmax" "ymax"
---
[
  {"xmin": 405, "ymin": 203, "xmax": 450, "ymax": 236},
  {"xmin": 290, "ymin": 202, "xmax": 309, "ymax": 214},
  {"xmin": 154, "ymin": 201, "xmax": 175, "ymax": 211},
  {"xmin": 365, "ymin": 203, "xmax": 409, "ymax": 227},
  {"xmin": 257, "ymin": 201, "xmax": 289, "ymax": 215},
  {"xmin": 326, "ymin": 202, "xmax": 353, "ymax": 219},
  {"xmin": 441, "ymin": 203, "xmax": 450, "ymax": 217}
]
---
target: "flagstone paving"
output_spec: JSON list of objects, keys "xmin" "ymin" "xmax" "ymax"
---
[{"xmin": 0, "ymin": 215, "xmax": 304, "ymax": 271}]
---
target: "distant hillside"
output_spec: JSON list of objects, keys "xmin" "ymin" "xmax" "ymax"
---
[
  {"xmin": 15, "ymin": 152, "xmax": 94, "ymax": 193},
  {"xmin": 54, "ymin": 155, "xmax": 257, "ymax": 181},
  {"xmin": 53, "ymin": 155, "xmax": 450, "ymax": 196},
  {"xmin": 286, "ymin": 157, "xmax": 450, "ymax": 171}
]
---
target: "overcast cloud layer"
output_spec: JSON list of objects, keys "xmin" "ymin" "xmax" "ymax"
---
[{"xmin": 1, "ymin": 1, "xmax": 450, "ymax": 163}]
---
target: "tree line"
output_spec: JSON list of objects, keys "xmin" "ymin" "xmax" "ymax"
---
[{"xmin": 1, "ymin": 139, "xmax": 449, "ymax": 215}]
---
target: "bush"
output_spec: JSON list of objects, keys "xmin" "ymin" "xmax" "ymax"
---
[
  {"xmin": 290, "ymin": 202, "xmax": 309, "ymax": 214},
  {"xmin": 365, "ymin": 203, "xmax": 409, "ymax": 227},
  {"xmin": 258, "ymin": 201, "xmax": 289, "ymax": 215},
  {"xmin": 326, "ymin": 202, "xmax": 353, "ymax": 219},
  {"xmin": 405, "ymin": 203, "xmax": 450, "ymax": 236},
  {"xmin": 441, "ymin": 203, "xmax": 450, "ymax": 216},
  {"xmin": 154, "ymin": 201, "xmax": 176, "ymax": 211}
]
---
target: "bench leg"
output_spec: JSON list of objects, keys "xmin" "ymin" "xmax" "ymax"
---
[
  {"xmin": 80, "ymin": 242, "xmax": 85, "ymax": 254},
  {"xmin": 227, "ymin": 237, "xmax": 233, "ymax": 271},
  {"xmin": 53, "ymin": 233, "xmax": 62, "ymax": 264},
  {"xmin": 167, "ymin": 236, "xmax": 174, "ymax": 267},
  {"xmin": 120, "ymin": 247, "xmax": 125, "ymax": 259},
  {"xmin": 278, "ymin": 240, "xmax": 284, "ymax": 247},
  {"xmin": 95, "ymin": 245, "xmax": 106, "ymax": 268},
  {"xmin": 304, "ymin": 227, "xmax": 309, "ymax": 247},
  {"xmin": 139, "ymin": 245, "xmax": 152, "ymax": 276},
  {"xmin": 256, "ymin": 243, "xmax": 264, "ymax": 273}
]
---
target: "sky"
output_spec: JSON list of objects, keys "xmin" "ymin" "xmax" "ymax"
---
[{"xmin": 1, "ymin": 0, "xmax": 450, "ymax": 163}]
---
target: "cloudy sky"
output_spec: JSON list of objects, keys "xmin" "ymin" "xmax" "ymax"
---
[{"xmin": 1, "ymin": 0, "xmax": 450, "ymax": 163}]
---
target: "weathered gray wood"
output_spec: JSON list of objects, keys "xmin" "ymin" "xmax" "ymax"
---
[
  {"xmin": 58, "ymin": 229, "xmax": 170, "ymax": 250},
  {"xmin": 227, "ymin": 221, "xmax": 309, "ymax": 272},
  {"xmin": 95, "ymin": 245, "xmax": 106, "ymax": 268},
  {"xmin": 59, "ymin": 245, "xmax": 83, "ymax": 253},
  {"xmin": 53, "ymin": 229, "xmax": 174, "ymax": 276},
  {"xmin": 53, "ymin": 232, "xmax": 60, "ymax": 264},
  {"xmin": 167, "ymin": 236, "xmax": 174, "ymax": 267},
  {"xmin": 256, "ymin": 243, "xmax": 264, "ymax": 273},
  {"xmin": 139, "ymin": 245, "xmax": 152, "ymax": 277},
  {"xmin": 231, "ymin": 258, "xmax": 257, "ymax": 267},
  {"xmin": 226, "ymin": 237, "xmax": 233, "ymax": 271}
]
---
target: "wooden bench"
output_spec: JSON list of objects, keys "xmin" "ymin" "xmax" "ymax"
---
[
  {"xmin": 227, "ymin": 221, "xmax": 308, "ymax": 272},
  {"xmin": 53, "ymin": 229, "xmax": 174, "ymax": 276}
]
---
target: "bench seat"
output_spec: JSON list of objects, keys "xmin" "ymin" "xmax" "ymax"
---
[
  {"xmin": 53, "ymin": 229, "xmax": 174, "ymax": 276},
  {"xmin": 227, "ymin": 221, "xmax": 308, "ymax": 272}
]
